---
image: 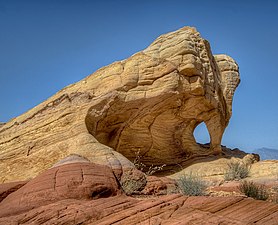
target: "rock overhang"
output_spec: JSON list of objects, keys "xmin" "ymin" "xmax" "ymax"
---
[
  {"xmin": 85, "ymin": 26, "xmax": 240, "ymax": 165},
  {"xmin": 0, "ymin": 26, "xmax": 240, "ymax": 182}
]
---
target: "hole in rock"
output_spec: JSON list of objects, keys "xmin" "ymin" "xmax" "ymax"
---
[{"xmin": 193, "ymin": 122, "xmax": 210, "ymax": 145}]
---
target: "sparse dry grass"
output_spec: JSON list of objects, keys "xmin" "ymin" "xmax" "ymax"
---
[
  {"xmin": 133, "ymin": 150, "xmax": 166, "ymax": 175},
  {"xmin": 178, "ymin": 173, "xmax": 208, "ymax": 196},
  {"xmin": 239, "ymin": 180, "xmax": 269, "ymax": 201},
  {"xmin": 224, "ymin": 161, "xmax": 250, "ymax": 181}
]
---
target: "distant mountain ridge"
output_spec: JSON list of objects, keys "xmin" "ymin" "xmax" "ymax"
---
[{"xmin": 249, "ymin": 147, "xmax": 278, "ymax": 160}]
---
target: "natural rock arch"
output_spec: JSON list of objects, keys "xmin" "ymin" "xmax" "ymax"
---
[
  {"xmin": 0, "ymin": 26, "xmax": 240, "ymax": 182},
  {"xmin": 84, "ymin": 27, "xmax": 239, "ymax": 165}
]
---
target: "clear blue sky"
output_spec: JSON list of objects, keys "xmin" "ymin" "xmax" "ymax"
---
[{"xmin": 0, "ymin": 0, "xmax": 278, "ymax": 152}]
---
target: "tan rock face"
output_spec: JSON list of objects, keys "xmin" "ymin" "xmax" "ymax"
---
[{"xmin": 0, "ymin": 26, "xmax": 240, "ymax": 182}]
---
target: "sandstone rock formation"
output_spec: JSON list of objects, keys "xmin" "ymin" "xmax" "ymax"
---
[
  {"xmin": 0, "ymin": 26, "xmax": 240, "ymax": 183},
  {"xmin": 0, "ymin": 162, "xmax": 121, "ymax": 218},
  {"xmin": 167, "ymin": 147, "xmax": 260, "ymax": 180},
  {"xmin": 0, "ymin": 160, "xmax": 277, "ymax": 225}
]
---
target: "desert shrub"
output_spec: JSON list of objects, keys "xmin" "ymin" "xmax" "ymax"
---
[
  {"xmin": 177, "ymin": 173, "xmax": 207, "ymax": 196},
  {"xmin": 272, "ymin": 193, "xmax": 278, "ymax": 203},
  {"xmin": 273, "ymin": 193, "xmax": 278, "ymax": 204},
  {"xmin": 133, "ymin": 150, "xmax": 166, "ymax": 175},
  {"xmin": 121, "ymin": 150, "xmax": 167, "ymax": 195},
  {"xmin": 239, "ymin": 180, "xmax": 269, "ymax": 201},
  {"xmin": 133, "ymin": 150, "xmax": 146, "ymax": 172},
  {"xmin": 224, "ymin": 161, "xmax": 250, "ymax": 181},
  {"xmin": 269, "ymin": 186, "xmax": 278, "ymax": 204},
  {"xmin": 273, "ymin": 195, "xmax": 278, "ymax": 204},
  {"xmin": 145, "ymin": 164, "xmax": 166, "ymax": 176}
]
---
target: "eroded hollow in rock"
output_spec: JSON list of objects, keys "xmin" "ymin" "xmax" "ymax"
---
[
  {"xmin": 84, "ymin": 28, "xmax": 240, "ymax": 167},
  {"xmin": 85, "ymin": 96, "xmax": 224, "ymax": 167}
]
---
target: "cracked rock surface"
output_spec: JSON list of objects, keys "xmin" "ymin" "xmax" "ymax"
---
[{"xmin": 0, "ymin": 26, "xmax": 239, "ymax": 182}]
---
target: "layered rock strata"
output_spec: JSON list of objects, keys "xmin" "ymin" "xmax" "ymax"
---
[
  {"xmin": 0, "ymin": 26, "xmax": 240, "ymax": 182},
  {"xmin": 0, "ymin": 160, "xmax": 277, "ymax": 225}
]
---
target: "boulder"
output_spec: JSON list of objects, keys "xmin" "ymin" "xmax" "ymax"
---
[{"xmin": 0, "ymin": 161, "xmax": 120, "ymax": 218}]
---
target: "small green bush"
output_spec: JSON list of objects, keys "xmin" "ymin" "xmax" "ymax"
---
[
  {"xmin": 272, "ymin": 192, "xmax": 278, "ymax": 204},
  {"xmin": 178, "ymin": 173, "xmax": 207, "ymax": 196},
  {"xmin": 224, "ymin": 161, "xmax": 250, "ymax": 181},
  {"xmin": 239, "ymin": 180, "xmax": 269, "ymax": 201}
]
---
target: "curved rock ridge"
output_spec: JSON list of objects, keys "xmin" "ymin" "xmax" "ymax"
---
[
  {"xmin": 1, "ymin": 194, "xmax": 278, "ymax": 225},
  {"xmin": 0, "ymin": 161, "xmax": 277, "ymax": 225},
  {"xmin": 51, "ymin": 154, "xmax": 91, "ymax": 167},
  {"xmin": 0, "ymin": 26, "xmax": 240, "ymax": 182},
  {"xmin": 0, "ymin": 162, "xmax": 121, "ymax": 218}
]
